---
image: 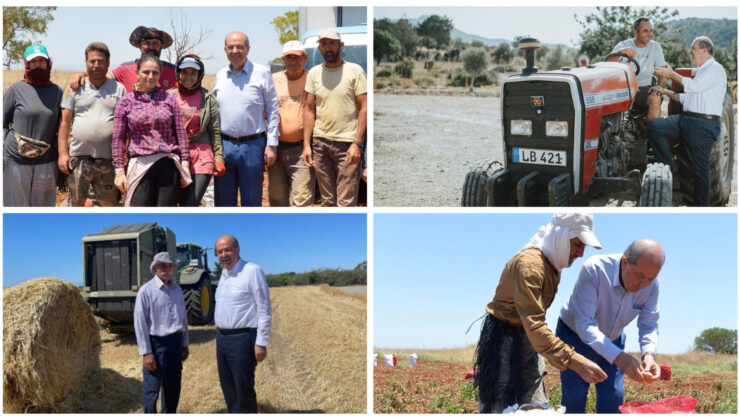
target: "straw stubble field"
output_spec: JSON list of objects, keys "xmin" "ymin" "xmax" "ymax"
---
[{"xmin": 7, "ymin": 284, "xmax": 366, "ymax": 413}]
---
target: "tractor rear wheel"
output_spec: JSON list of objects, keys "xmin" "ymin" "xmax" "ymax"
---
[
  {"xmin": 183, "ymin": 275, "xmax": 214, "ymax": 326},
  {"xmin": 462, "ymin": 159, "xmax": 503, "ymax": 206},
  {"xmin": 677, "ymin": 92, "xmax": 735, "ymax": 206},
  {"xmin": 640, "ymin": 163, "xmax": 672, "ymax": 206}
]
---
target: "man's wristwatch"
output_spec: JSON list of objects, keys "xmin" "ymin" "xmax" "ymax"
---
[{"xmin": 352, "ymin": 141, "xmax": 364, "ymax": 148}]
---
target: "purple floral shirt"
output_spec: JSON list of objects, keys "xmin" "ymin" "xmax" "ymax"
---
[{"xmin": 112, "ymin": 88, "xmax": 189, "ymax": 168}]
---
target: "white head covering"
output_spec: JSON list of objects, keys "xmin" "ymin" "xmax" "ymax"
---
[{"xmin": 521, "ymin": 213, "xmax": 602, "ymax": 271}]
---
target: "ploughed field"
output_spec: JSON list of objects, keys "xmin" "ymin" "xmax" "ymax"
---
[
  {"xmin": 373, "ymin": 93, "xmax": 738, "ymax": 207},
  {"xmin": 373, "ymin": 348, "xmax": 737, "ymax": 414},
  {"xmin": 61, "ymin": 285, "xmax": 366, "ymax": 413}
]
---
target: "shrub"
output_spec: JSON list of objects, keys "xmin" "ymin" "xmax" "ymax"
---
[
  {"xmin": 376, "ymin": 69, "xmax": 392, "ymax": 78},
  {"xmin": 393, "ymin": 59, "xmax": 415, "ymax": 79}
]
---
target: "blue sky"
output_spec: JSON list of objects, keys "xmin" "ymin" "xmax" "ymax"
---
[
  {"xmin": 10, "ymin": 6, "xmax": 297, "ymax": 71},
  {"xmin": 374, "ymin": 213, "xmax": 737, "ymax": 355},
  {"xmin": 375, "ymin": 6, "xmax": 738, "ymax": 47},
  {"xmin": 3, "ymin": 213, "xmax": 366, "ymax": 288}
]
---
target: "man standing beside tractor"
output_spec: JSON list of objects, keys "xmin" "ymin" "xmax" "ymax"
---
[
  {"xmin": 556, "ymin": 239, "xmax": 664, "ymax": 413},
  {"xmin": 133, "ymin": 252, "xmax": 190, "ymax": 414},
  {"xmin": 648, "ymin": 36, "xmax": 728, "ymax": 207},
  {"xmin": 214, "ymin": 234, "xmax": 272, "ymax": 413},
  {"xmin": 607, "ymin": 17, "xmax": 666, "ymax": 122},
  {"xmin": 474, "ymin": 213, "xmax": 607, "ymax": 413}
]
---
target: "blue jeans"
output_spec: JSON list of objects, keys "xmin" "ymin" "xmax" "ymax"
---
[
  {"xmin": 647, "ymin": 114, "xmax": 720, "ymax": 206},
  {"xmin": 142, "ymin": 333, "xmax": 183, "ymax": 413},
  {"xmin": 216, "ymin": 329, "xmax": 258, "ymax": 413},
  {"xmin": 215, "ymin": 136, "xmax": 266, "ymax": 207},
  {"xmin": 556, "ymin": 319, "xmax": 625, "ymax": 414}
]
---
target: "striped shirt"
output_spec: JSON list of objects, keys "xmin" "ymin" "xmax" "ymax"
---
[
  {"xmin": 133, "ymin": 275, "xmax": 190, "ymax": 355},
  {"xmin": 112, "ymin": 88, "xmax": 189, "ymax": 168}
]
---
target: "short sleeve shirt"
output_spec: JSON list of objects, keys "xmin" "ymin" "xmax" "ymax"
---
[
  {"xmin": 611, "ymin": 39, "xmax": 665, "ymax": 87},
  {"xmin": 273, "ymin": 70, "xmax": 307, "ymax": 142},
  {"xmin": 112, "ymin": 60, "xmax": 177, "ymax": 93},
  {"xmin": 61, "ymin": 78, "xmax": 127, "ymax": 158},
  {"xmin": 305, "ymin": 62, "xmax": 367, "ymax": 143}
]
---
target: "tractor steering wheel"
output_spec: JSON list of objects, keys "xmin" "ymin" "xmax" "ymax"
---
[{"xmin": 605, "ymin": 52, "xmax": 641, "ymax": 76}]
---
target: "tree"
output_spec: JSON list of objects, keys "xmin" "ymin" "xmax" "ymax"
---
[
  {"xmin": 270, "ymin": 9, "xmax": 298, "ymax": 45},
  {"xmin": 544, "ymin": 45, "xmax": 572, "ymax": 70},
  {"xmin": 493, "ymin": 42, "xmax": 513, "ymax": 64},
  {"xmin": 461, "ymin": 47, "xmax": 489, "ymax": 92},
  {"xmin": 374, "ymin": 18, "xmax": 419, "ymax": 58},
  {"xmin": 417, "ymin": 15, "xmax": 454, "ymax": 49},
  {"xmin": 374, "ymin": 29, "xmax": 401, "ymax": 65},
  {"xmin": 575, "ymin": 6, "xmax": 679, "ymax": 61},
  {"xmin": 694, "ymin": 327, "xmax": 737, "ymax": 354},
  {"xmin": 3, "ymin": 6, "xmax": 56, "ymax": 68},
  {"xmin": 165, "ymin": 8, "xmax": 214, "ymax": 63}
]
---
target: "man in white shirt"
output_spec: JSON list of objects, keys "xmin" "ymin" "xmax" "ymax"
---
[
  {"xmin": 607, "ymin": 17, "xmax": 666, "ymax": 121},
  {"xmin": 556, "ymin": 239, "xmax": 664, "ymax": 413},
  {"xmin": 133, "ymin": 252, "xmax": 190, "ymax": 413},
  {"xmin": 648, "ymin": 36, "xmax": 727, "ymax": 206},
  {"xmin": 214, "ymin": 234, "xmax": 272, "ymax": 413}
]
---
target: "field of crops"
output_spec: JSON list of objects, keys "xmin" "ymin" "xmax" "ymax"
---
[
  {"xmin": 50, "ymin": 285, "xmax": 365, "ymax": 413},
  {"xmin": 374, "ymin": 347, "xmax": 737, "ymax": 414}
]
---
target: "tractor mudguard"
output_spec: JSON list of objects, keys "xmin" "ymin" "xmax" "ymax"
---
[{"xmin": 179, "ymin": 269, "xmax": 205, "ymax": 286}]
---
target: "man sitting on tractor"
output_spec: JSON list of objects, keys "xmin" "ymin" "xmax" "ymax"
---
[{"xmin": 606, "ymin": 17, "xmax": 666, "ymax": 122}]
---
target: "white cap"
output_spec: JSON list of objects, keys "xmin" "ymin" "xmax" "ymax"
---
[
  {"xmin": 551, "ymin": 213, "xmax": 602, "ymax": 249},
  {"xmin": 318, "ymin": 27, "xmax": 341, "ymax": 41},
  {"xmin": 281, "ymin": 40, "xmax": 304, "ymax": 57},
  {"xmin": 178, "ymin": 56, "xmax": 202, "ymax": 70}
]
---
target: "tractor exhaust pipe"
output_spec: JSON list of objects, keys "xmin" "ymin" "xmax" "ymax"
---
[{"xmin": 518, "ymin": 37, "xmax": 541, "ymax": 75}]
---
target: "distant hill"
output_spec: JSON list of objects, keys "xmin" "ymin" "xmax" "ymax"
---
[{"xmin": 663, "ymin": 17, "xmax": 737, "ymax": 51}]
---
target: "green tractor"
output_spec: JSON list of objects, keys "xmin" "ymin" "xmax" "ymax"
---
[{"xmin": 176, "ymin": 242, "xmax": 216, "ymax": 325}]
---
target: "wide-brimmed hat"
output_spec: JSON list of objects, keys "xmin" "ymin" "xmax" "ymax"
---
[
  {"xmin": 281, "ymin": 40, "xmax": 304, "ymax": 57},
  {"xmin": 551, "ymin": 213, "xmax": 602, "ymax": 249},
  {"xmin": 24, "ymin": 44, "xmax": 49, "ymax": 61},
  {"xmin": 150, "ymin": 252, "xmax": 178, "ymax": 275},
  {"xmin": 129, "ymin": 26, "xmax": 173, "ymax": 49}
]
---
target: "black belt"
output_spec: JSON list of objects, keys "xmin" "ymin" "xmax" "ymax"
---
[
  {"xmin": 223, "ymin": 132, "xmax": 265, "ymax": 142},
  {"xmin": 278, "ymin": 141, "xmax": 303, "ymax": 148},
  {"xmin": 218, "ymin": 327, "xmax": 256, "ymax": 335},
  {"xmin": 684, "ymin": 111, "xmax": 720, "ymax": 121}
]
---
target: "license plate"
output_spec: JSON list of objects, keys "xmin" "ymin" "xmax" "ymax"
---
[{"xmin": 513, "ymin": 147, "xmax": 567, "ymax": 166}]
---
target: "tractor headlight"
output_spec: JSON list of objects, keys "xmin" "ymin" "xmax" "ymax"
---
[
  {"xmin": 511, "ymin": 119, "xmax": 532, "ymax": 136},
  {"xmin": 546, "ymin": 121, "xmax": 568, "ymax": 137}
]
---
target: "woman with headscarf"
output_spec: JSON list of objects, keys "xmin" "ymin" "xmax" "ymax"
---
[
  {"xmin": 112, "ymin": 54, "xmax": 191, "ymax": 206},
  {"xmin": 473, "ymin": 213, "xmax": 606, "ymax": 413},
  {"xmin": 167, "ymin": 53, "xmax": 225, "ymax": 206},
  {"xmin": 3, "ymin": 45, "xmax": 63, "ymax": 206}
]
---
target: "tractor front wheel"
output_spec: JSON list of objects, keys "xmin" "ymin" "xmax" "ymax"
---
[
  {"xmin": 462, "ymin": 159, "xmax": 503, "ymax": 206},
  {"xmin": 183, "ymin": 275, "xmax": 214, "ymax": 326},
  {"xmin": 640, "ymin": 163, "xmax": 672, "ymax": 206}
]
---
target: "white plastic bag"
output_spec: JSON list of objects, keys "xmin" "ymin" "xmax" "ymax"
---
[
  {"xmin": 409, "ymin": 353, "xmax": 418, "ymax": 367},
  {"xmin": 384, "ymin": 353, "xmax": 394, "ymax": 367},
  {"xmin": 373, "ymin": 353, "xmax": 377, "ymax": 367}
]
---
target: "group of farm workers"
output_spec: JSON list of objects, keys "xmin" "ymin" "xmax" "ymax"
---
[
  {"xmin": 474, "ymin": 212, "xmax": 665, "ymax": 414},
  {"xmin": 4, "ymin": 24, "xmax": 367, "ymax": 207},
  {"xmin": 133, "ymin": 234, "xmax": 271, "ymax": 414}
]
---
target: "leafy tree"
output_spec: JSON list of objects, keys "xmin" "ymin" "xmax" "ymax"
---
[
  {"xmin": 3, "ymin": 6, "xmax": 56, "ymax": 68},
  {"xmin": 374, "ymin": 28, "xmax": 402, "ymax": 65},
  {"xmin": 165, "ymin": 8, "xmax": 214, "ymax": 63},
  {"xmin": 544, "ymin": 45, "xmax": 572, "ymax": 70},
  {"xmin": 714, "ymin": 43, "xmax": 737, "ymax": 82},
  {"xmin": 575, "ymin": 6, "xmax": 679, "ymax": 61},
  {"xmin": 694, "ymin": 327, "xmax": 737, "ymax": 354},
  {"xmin": 461, "ymin": 47, "xmax": 489, "ymax": 92},
  {"xmin": 212, "ymin": 262, "xmax": 223, "ymax": 282},
  {"xmin": 417, "ymin": 14, "xmax": 454, "ymax": 49},
  {"xmin": 270, "ymin": 9, "xmax": 299, "ymax": 44},
  {"xmin": 493, "ymin": 42, "xmax": 513, "ymax": 64}
]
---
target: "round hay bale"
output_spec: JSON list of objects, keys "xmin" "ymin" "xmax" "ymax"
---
[{"xmin": 3, "ymin": 277, "xmax": 101, "ymax": 413}]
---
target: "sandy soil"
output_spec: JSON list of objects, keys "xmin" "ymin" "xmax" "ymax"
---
[{"xmin": 374, "ymin": 93, "xmax": 737, "ymax": 207}]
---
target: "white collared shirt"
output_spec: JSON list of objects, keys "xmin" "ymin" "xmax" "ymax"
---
[
  {"xmin": 214, "ymin": 258, "xmax": 272, "ymax": 347},
  {"xmin": 679, "ymin": 57, "xmax": 727, "ymax": 116},
  {"xmin": 212, "ymin": 60, "xmax": 280, "ymax": 146},
  {"xmin": 133, "ymin": 275, "xmax": 189, "ymax": 355},
  {"xmin": 560, "ymin": 254, "xmax": 659, "ymax": 363}
]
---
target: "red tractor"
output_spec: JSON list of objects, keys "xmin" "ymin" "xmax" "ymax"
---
[{"xmin": 462, "ymin": 38, "xmax": 734, "ymax": 206}]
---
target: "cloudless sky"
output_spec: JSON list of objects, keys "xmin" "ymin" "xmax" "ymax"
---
[
  {"xmin": 374, "ymin": 213, "xmax": 737, "ymax": 355},
  {"xmin": 3, "ymin": 213, "xmax": 366, "ymax": 288},
  {"xmin": 10, "ymin": 6, "xmax": 297, "ymax": 71},
  {"xmin": 375, "ymin": 6, "xmax": 738, "ymax": 47}
]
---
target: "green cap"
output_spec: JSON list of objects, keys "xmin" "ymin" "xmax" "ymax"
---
[{"xmin": 24, "ymin": 44, "xmax": 49, "ymax": 61}]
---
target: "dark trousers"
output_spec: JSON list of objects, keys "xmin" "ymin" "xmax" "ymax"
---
[
  {"xmin": 556, "ymin": 319, "xmax": 625, "ymax": 414},
  {"xmin": 130, "ymin": 157, "xmax": 180, "ymax": 206},
  {"xmin": 142, "ymin": 333, "xmax": 183, "ymax": 413},
  {"xmin": 216, "ymin": 328, "xmax": 258, "ymax": 413},
  {"xmin": 647, "ymin": 114, "xmax": 720, "ymax": 206},
  {"xmin": 178, "ymin": 173, "xmax": 212, "ymax": 206},
  {"xmin": 214, "ymin": 136, "xmax": 266, "ymax": 207}
]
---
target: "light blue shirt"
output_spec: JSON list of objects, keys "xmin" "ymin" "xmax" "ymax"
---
[
  {"xmin": 212, "ymin": 60, "xmax": 279, "ymax": 146},
  {"xmin": 133, "ymin": 275, "xmax": 189, "ymax": 355},
  {"xmin": 611, "ymin": 39, "xmax": 665, "ymax": 87},
  {"xmin": 215, "ymin": 258, "xmax": 272, "ymax": 347},
  {"xmin": 560, "ymin": 254, "xmax": 659, "ymax": 364}
]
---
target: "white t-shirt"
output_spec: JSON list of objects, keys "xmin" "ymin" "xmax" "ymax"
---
[{"xmin": 611, "ymin": 39, "xmax": 666, "ymax": 87}]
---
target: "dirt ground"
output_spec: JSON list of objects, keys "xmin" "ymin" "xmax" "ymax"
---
[{"xmin": 374, "ymin": 92, "xmax": 738, "ymax": 207}]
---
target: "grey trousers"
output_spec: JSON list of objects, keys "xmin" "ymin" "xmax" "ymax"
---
[{"xmin": 3, "ymin": 159, "xmax": 57, "ymax": 206}]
